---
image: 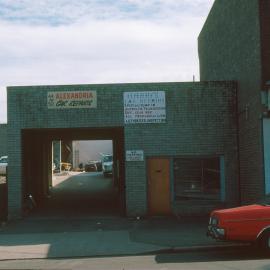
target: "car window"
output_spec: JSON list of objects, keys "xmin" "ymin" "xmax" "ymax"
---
[
  {"xmin": 0, "ymin": 158, "xmax": 7, "ymax": 163},
  {"xmin": 103, "ymin": 156, "xmax": 112, "ymax": 162}
]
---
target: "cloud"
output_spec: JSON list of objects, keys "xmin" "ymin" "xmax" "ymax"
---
[
  {"xmin": 0, "ymin": 18, "xmax": 203, "ymax": 82},
  {"xmin": 0, "ymin": 0, "xmax": 214, "ymax": 25},
  {"xmin": 0, "ymin": 0, "xmax": 214, "ymax": 123}
]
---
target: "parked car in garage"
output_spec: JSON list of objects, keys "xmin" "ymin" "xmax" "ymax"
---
[
  {"xmin": 85, "ymin": 161, "xmax": 97, "ymax": 172},
  {"xmin": 207, "ymin": 195, "xmax": 270, "ymax": 251},
  {"xmin": 95, "ymin": 160, "xmax": 102, "ymax": 172},
  {"xmin": 84, "ymin": 160, "xmax": 102, "ymax": 172},
  {"xmin": 101, "ymin": 154, "xmax": 113, "ymax": 177},
  {"xmin": 0, "ymin": 156, "xmax": 8, "ymax": 175}
]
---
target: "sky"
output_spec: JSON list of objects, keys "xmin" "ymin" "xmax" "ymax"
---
[{"xmin": 0, "ymin": 0, "xmax": 215, "ymax": 123}]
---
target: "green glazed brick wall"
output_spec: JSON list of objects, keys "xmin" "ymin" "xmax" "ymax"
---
[
  {"xmin": 259, "ymin": 0, "xmax": 270, "ymax": 86},
  {"xmin": 7, "ymin": 81, "xmax": 238, "ymax": 218},
  {"xmin": 0, "ymin": 124, "xmax": 7, "ymax": 157},
  {"xmin": 124, "ymin": 81, "xmax": 238, "ymax": 216},
  {"xmin": 198, "ymin": 0, "xmax": 264, "ymax": 203}
]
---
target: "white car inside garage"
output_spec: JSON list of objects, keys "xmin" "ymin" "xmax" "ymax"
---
[{"xmin": 0, "ymin": 156, "xmax": 8, "ymax": 175}]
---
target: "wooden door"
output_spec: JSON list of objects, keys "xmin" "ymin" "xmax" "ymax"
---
[{"xmin": 148, "ymin": 158, "xmax": 171, "ymax": 216}]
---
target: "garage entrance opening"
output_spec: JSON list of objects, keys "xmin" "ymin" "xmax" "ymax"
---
[{"xmin": 22, "ymin": 127, "xmax": 125, "ymax": 218}]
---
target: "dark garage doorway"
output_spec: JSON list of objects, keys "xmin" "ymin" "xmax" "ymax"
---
[{"xmin": 22, "ymin": 127, "xmax": 125, "ymax": 218}]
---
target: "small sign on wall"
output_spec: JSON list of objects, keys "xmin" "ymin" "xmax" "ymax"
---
[
  {"xmin": 124, "ymin": 91, "xmax": 166, "ymax": 124},
  {"xmin": 47, "ymin": 91, "xmax": 97, "ymax": 109},
  {"xmin": 126, "ymin": 150, "xmax": 144, "ymax": 161}
]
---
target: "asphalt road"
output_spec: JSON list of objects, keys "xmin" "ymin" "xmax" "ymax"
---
[{"xmin": 0, "ymin": 246, "xmax": 270, "ymax": 270}]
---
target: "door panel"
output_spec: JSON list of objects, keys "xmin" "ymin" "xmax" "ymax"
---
[{"xmin": 148, "ymin": 158, "xmax": 171, "ymax": 215}]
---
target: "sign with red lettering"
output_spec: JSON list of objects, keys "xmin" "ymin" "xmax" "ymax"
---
[{"xmin": 47, "ymin": 91, "xmax": 97, "ymax": 109}]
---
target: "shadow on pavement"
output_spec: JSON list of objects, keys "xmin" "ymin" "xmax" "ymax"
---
[
  {"xmin": 129, "ymin": 217, "xmax": 216, "ymax": 248},
  {"xmin": 155, "ymin": 245, "xmax": 270, "ymax": 264},
  {"xmin": 31, "ymin": 171, "xmax": 121, "ymax": 218},
  {"xmin": 0, "ymin": 176, "xmax": 248, "ymax": 262},
  {"xmin": 0, "ymin": 215, "xmax": 250, "ymax": 260}
]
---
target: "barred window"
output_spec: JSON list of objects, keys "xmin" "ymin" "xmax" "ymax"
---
[{"xmin": 174, "ymin": 157, "xmax": 220, "ymax": 200}]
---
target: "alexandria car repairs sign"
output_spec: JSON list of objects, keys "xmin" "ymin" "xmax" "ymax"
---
[
  {"xmin": 47, "ymin": 91, "xmax": 97, "ymax": 109},
  {"xmin": 124, "ymin": 91, "xmax": 166, "ymax": 124}
]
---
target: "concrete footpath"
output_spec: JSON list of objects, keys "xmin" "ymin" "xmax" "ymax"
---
[{"xmin": 0, "ymin": 216, "xmax": 245, "ymax": 260}]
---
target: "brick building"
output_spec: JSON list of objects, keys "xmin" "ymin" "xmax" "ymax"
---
[
  {"xmin": 7, "ymin": 0, "xmax": 270, "ymax": 220},
  {"xmin": 7, "ymin": 82, "xmax": 238, "ymax": 219},
  {"xmin": 198, "ymin": 0, "xmax": 270, "ymax": 202}
]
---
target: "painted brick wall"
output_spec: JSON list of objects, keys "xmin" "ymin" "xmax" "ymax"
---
[
  {"xmin": 198, "ymin": 0, "xmax": 264, "ymax": 203},
  {"xmin": 7, "ymin": 82, "xmax": 238, "ymax": 218},
  {"xmin": 0, "ymin": 124, "xmax": 7, "ymax": 157}
]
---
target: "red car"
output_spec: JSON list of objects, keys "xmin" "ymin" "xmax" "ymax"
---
[{"xmin": 207, "ymin": 197, "xmax": 270, "ymax": 251}]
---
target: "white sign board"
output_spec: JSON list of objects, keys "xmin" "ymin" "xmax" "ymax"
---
[
  {"xmin": 124, "ymin": 91, "xmax": 166, "ymax": 124},
  {"xmin": 126, "ymin": 150, "xmax": 144, "ymax": 161},
  {"xmin": 47, "ymin": 91, "xmax": 97, "ymax": 109}
]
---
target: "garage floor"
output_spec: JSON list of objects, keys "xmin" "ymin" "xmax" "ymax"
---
[{"xmin": 30, "ymin": 172, "xmax": 121, "ymax": 218}]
